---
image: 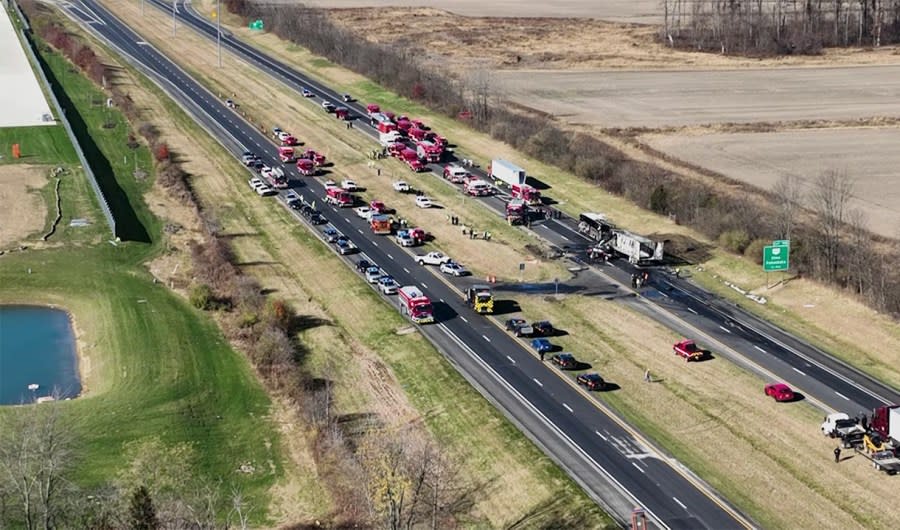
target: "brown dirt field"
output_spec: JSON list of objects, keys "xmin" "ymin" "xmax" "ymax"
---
[
  {"xmin": 324, "ymin": 6, "xmax": 900, "ymax": 72},
  {"xmin": 0, "ymin": 164, "xmax": 48, "ymax": 247},
  {"xmin": 515, "ymin": 293, "xmax": 898, "ymax": 529}
]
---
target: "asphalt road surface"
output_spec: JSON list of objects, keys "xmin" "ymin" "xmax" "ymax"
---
[
  {"xmin": 64, "ymin": 0, "xmax": 751, "ymax": 527},
  {"xmin": 66, "ymin": 0, "xmax": 900, "ymax": 525},
  {"xmin": 495, "ymin": 66, "xmax": 900, "ymax": 127},
  {"xmin": 644, "ymin": 128, "xmax": 900, "ymax": 239}
]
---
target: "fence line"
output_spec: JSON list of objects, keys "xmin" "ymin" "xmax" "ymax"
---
[{"xmin": 13, "ymin": 3, "xmax": 117, "ymax": 239}]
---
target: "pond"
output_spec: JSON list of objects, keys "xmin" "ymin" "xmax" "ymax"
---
[{"xmin": 0, "ymin": 305, "xmax": 81, "ymax": 405}]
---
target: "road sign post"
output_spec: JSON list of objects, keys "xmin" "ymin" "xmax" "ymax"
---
[{"xmin": 763, "ymin": 241, "xmax": 790, "ymax": 288}]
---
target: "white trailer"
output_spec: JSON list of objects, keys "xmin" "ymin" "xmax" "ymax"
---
[
  {"xmin": 490, "ymin": 159, "xmax": 527, "ymax": 187},
  {"xmin": 612, "ymin": 231, "xmax": 664, "ymax": 264}
]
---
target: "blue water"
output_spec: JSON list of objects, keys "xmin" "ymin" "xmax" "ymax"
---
[{"xmin": 0, "ymin": 305, "xmax": 81, "ymax": 405}]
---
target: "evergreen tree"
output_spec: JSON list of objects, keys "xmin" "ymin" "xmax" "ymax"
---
[{"xmin": 128, "ymin": 486, "xmax": 159, "ymax": 530}]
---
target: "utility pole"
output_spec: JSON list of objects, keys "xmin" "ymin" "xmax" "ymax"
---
[{"xmin": 217, "ymin": 0, "xmax": 222, "ymax": 67}]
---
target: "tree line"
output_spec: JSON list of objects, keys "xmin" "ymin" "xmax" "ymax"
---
[
  {"xmin": 662, "ymin": 0, "xmax": 900, "ymax": 55},
  {"xmin": 223, "ymin": 1, "xmax": 900, "ymax": 314}
]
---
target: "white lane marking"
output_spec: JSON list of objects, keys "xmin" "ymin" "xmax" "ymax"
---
[
  {"xmin": 357, "ymin": 228, "xmax": 363, "ymax": 234},
  {"xmin": 754, "ymin": 345, "xmax": 767, "ymax": 353},
  {"xmin": 687, "ymin": 307, "xmax": 698, "ymax": 314},
  {"xmin": 672, "ymin": 496, "xmax": 687, "ymax": 510},
  {"xmin": 563, "ymin": 403, "xmax": 573, "ymax": 413},
  {"xmin": 343, "ymin": 217, "xmax": 350, "ymax": 223},
  {"xmin": 372, "ymin": 241, "xmax": 378, "ymax": 246},
  {"xmin": 632, "ymin": 462, "xmax": 646, "ymax": 474},
  {"xmin": 835, "ymin": 391, "xmax": 850, "ymax": 401},
  {"xmin": 719, "ymin": 325, "xmax": 732, "ymax": 334},
  {"xmin": 387, "ymin": 254, "xmax": 394, "ymax": 260},
  {"xmin": 595, "ymin": 430, "xmax": 608, "ymax": 441},
  {"xmin": 506, "ymin": 355, "xmax": 516, "ymax": 364},
  {"xmin": 482, "ymin": 335, "xmax": 491, "ymax": 342},
  {"xmin": 421, "ymin": 282, "xmax": 428, "ymax": 288},
  {"xmin": 793, "ymin": 367, "xmax": 806, "ymax": 376},
  {"xmin": 533, "ymin": 378, "xmax": 543, "ymax": 387},
  {"xmin": 403, "ymin": 267, "xmax": 410, "ymax": 273},
  {"xmin": 440, "ymin": 299, "xmax": 445, "ymax": 303},
  {"xmin": 459, "ymin": 316, "xmax": 468, "ymax": 323},
  {"xmin": 659, "ymin": 291, "xmax": 669, "ymax": 298}
]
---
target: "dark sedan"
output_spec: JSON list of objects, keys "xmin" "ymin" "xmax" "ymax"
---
[{"xmin": 577, "ymin": 373, "xmax": 606, "ymax": 391}]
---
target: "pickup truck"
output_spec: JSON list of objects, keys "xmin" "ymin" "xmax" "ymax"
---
[
  {"xmin": 821, "ymin": 413, "xmax": 866, "ymax": 438},
  {"xmin": 673, "ymin": 339, "xmax": 706, "ymax": 362},
  {"xmin": 416, "ymin": 251, "xmax": 451, "ymax": 266}
]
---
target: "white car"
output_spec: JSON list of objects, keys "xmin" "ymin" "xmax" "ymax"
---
[
  {"xmin": 341, "ymin": 179, "xmax": 359, "ymax": 191},
  {"xmin": 440, "ymin": 261, "xmax": 468, "ymax": 276},
  {"xmin": 277, "ymin": 131, "xmax": 292, "ymax": 141},
  {"xmin": 322, "ymin": 101, "xmax": 336, "ymax": 112},
  {"xmin": 365, "ymin": 266, "xmax": 383, "ymax": 284},
  {"xmin": 248, "ymin": 177, "xmax": 265, "ymax": 191},
  {"xmin": 392, "ymin": 180, "xmax": 411, "ymax": 193},
  {"xmin": 415, "ymin": 195, "xmax": 433, "ymax": 208},
  {"xmin": 378, "ymin": 276, "xmax": 399, "ymax": 295},
  {"xmin": 284, "ymin": 190, "xmax": 301, "ymax": 202},
  {"xmin": 354, "ymin": 206, "xmax": 373, "ymax": 220},
  {"xmin": 255, "ymin": 183, "xmax": 276, "ymax": 196}
]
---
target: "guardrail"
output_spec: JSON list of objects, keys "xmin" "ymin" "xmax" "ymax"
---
[{"xmin": 13, "ymin": 6, "xmax": 117, "ymax": 238}]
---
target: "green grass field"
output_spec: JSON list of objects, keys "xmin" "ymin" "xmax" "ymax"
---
[
  {"xmin": 0, "ymin": 125, "xmax": 77, "ymax": 165},
  {"xmin": 0, "ymin": 30, "xmax": 284, "ymax": 524},
  {"xmin": 0, "ymin": 248, "xmax": 281, "ymax": 516}
]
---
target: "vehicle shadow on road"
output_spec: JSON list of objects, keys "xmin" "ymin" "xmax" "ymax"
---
[
  {"xmin": 781, "ymin": 392, "xmax": 806, "ymax": 403},
  {"xmin": 491, "ymin": 299, "xmax": 522, "ymax": 316}
]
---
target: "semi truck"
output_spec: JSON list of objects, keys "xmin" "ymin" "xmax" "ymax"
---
[
  {"xmin": 398, "ymin": 286, "xmax": 434, "ymax": 324},
  {"xmin": 506, "ymin": 199, "xmax": 528, "ymax": 225},
  {"xmin": 489, "ymin": 159, "xmax": 527, "ymax": 187},
  {"xmin": 511, "ymin": 183, "xmax": 541, "ymax": 205},
  {"xmin": 871, "ymin": 404, "xmax": 900, "ymax": 446},
  {"xmin": 578, "ymin": 212, "xmax": 664, "ymax": 264}
]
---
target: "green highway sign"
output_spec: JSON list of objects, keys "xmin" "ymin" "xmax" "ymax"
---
[
  {"xmin": 773, "ymin": 239, "xmax": 790, "ymax": 248},
  {"xmin": 763, "ymin": 245, "xmax": 790, "ymax": 272}
]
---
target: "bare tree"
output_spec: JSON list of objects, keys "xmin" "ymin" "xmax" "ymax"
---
[
  {"xmin": 772, "ymin": 173, "xmax": 805, "ymax": 241},
  {"xmin": 810, "ymin": 169, "xmax": 855, "ymax": 280},
  {"xmin": 0, "ymin": 403, "xmax": 77, "ymax": 530}
]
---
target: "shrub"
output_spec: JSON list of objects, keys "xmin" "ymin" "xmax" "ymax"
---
[
  {"xmin": 649, "ymin": 185, "xmax": 669, "ymax": 214},
  {"xmin": 188, "ymin": 283, "xmax": 214, "ymax": 310},
  {"xmin": 154, "ymin": 143, "xmax": 170, "ymax": 162},
  {"xmin": 718, "ymin": 229, "xmax": 751, "ymax": 254},
  {"xmin": 744, "ymin": 239, "xmax": 768, "ymax": 265}
]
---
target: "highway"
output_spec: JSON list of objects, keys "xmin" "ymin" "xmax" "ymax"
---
[
  {"xmin": 60, "ymin": 0, "xmax": 755, "ymax": 527},
  {"xmin": 154, "ymin": 0, "xmax": 899, "ymax": 417}
]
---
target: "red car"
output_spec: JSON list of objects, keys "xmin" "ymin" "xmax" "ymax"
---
[{"xmin": 764, "ymin": 382, "xmax": 795, "ymax": 402}]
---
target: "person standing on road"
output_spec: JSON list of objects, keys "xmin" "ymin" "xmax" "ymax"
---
[
  {"xmin": 834, "ymin": 447, "xmax": 841, "ymax": 463},
  {"xmin": 540, "ymin": 350, "xmax": 546, "ymax": 362}
]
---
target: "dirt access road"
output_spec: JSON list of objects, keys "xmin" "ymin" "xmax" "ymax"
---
[{"xmin": 306, "ymin": 0, "xmax": 661, "ymax": 22}]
